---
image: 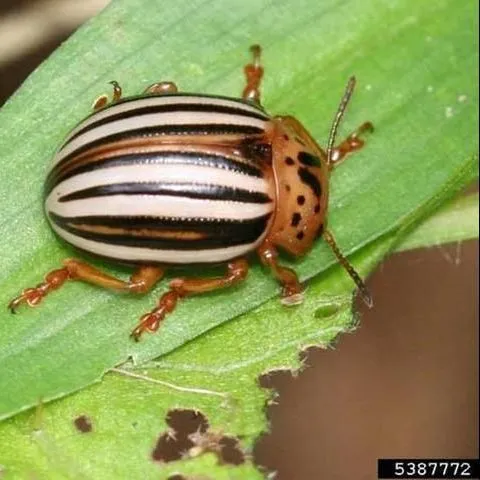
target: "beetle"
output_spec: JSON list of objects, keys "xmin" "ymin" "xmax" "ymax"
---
[{"xmin": 9, "ymin": 45, "xmax": 374, "ymax": 341}]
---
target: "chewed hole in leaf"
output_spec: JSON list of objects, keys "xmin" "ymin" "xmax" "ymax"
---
[
  {"xmin": 152, "ymin": 409, "xmax": 245, "ymax": 465},
  {"xmin": 152, "ymin": 429, "xmax": 193, "ymax": 463},
  {"xmin": 73, "ymin": 414, "xmax": 93, "ymax": 433},
  {"xmin": 166, "ymin": 409, "xmax": 209, "ymax": 435},
  {"xmin": 258, "ymin": 369, "xmax": 295, "ymax": 391},
  {"xmin": 217, "ymin": 436, "xmax": 245, "ymax": 465}
]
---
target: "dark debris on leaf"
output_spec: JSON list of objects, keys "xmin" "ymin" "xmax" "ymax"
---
[{"xmin": 73, "ymin": 414, "xmax": 93, "ymax": 433}]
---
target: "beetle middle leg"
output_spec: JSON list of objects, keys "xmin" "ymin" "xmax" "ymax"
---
[
  {"xmin": 8, "ymin": 259, "xmax": 164, "ymax": 312},
  {"xmin": 242, "ymin": 44, "xmax": 264, "ymax": 104},
  {"xmin": 257, "ymin": 241, "xmax": 304, "ymax": 306},
  {"xmin": 130, "ymin": 258, "xmax": 249, "ymax": 341},
  {"xmin": 92, "ymin": 81, "xmax": 123, "ymax": 110}
]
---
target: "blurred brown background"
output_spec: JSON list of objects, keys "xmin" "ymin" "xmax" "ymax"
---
[{"xmin": 0, "ymin": 1, "xmax": 477, "ymax": 479}]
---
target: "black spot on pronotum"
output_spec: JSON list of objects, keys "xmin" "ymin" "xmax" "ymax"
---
[
  {"xmin": 283, "ymin": 134, "xmax": 289, "ymax": 141},
  {"xmin": 298, "ymin": 167, "xmax": 321, "ymax": 197},
  {"xmin": 291, "ymin": 213, "xmax": 302, "ymax": 227},
  {"xmin": 285, "ymin": 184, "xmax": 291, "ymax": 192},
  {"xmin": 285, "ymin": 156, "xmax": 295, "ymax": 165},
  {"xmin": 297, "ymin": 195, "xmax": 305, "ymax": 205},
  {"xmin": 74, "ymin": 415, "xmax": 93, "ymax": 433},
  {"xmin": 314, "ymin": 203, "xmax": 321, "ymax": 213},
  {"xmin": 297, "ymin": 151, "xmax": 321, "ymax": 167},
  {"xmin": 296, "ymin": 231, "xmax": 305, "ymax": 240}
]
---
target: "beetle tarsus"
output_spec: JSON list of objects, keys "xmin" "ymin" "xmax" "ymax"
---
[
  {"xmin": 130, "ymin": 260, "xmax": 249, "ymax": 341},
  {"xmin": 281, "ymin": 291, "xmax": 305, "ymax": 306},
  {"xmin": 242, "ymin": 44, "xmax": 264, "ymax": 104},
  {"xmin": 8, "ymin": 268, "xmax": 70, "ymax": 313},
  {"xmin": 92, "ymin": 81, "xmax": 123, "ymax": 110},
  {"xmin": 130, "ymin": 290, "xmax": 180, "ymax": 341},
  {"xmin": 330, "ymin": 121, "xmax": 374, "ymax": 166}
]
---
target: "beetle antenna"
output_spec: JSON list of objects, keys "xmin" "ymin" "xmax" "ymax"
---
[
  {"xmin": 326, "ymin": 76, "xmax": 356, "ymax": 167},
  {"xmin": 323, "ymin": 229, "xmax": 373, "ymax": 308}
]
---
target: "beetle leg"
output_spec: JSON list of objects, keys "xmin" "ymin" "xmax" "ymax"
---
[
  {"xmin": 92, "ymin": 81, "xmax": 123, "ymax": 110},
  {"xmin": 130, "ymin": 258, "xmax": 249, "ymax": 341},
  {"xmin": 242, "ymin": 44, "xmax": 264, "ymax": 104},
  {"xmin": 8, "ymin": 259, "xmax": 164, "ymax": 312},
  {"xmin": 257, "ymin": 241, "xmax": 304, "ymax": 306},
  {"xmin": 329, "ymin": 121, "xmax": 374, "ymax": 169},
  {"xmin": 143, "ymin": 81, "xmax": 178, "ymax": 95}
]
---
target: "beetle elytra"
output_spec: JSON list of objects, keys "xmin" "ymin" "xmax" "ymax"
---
[{"xmin": 9, "ymin": 45, "xmax": 373, "ymax": 340}]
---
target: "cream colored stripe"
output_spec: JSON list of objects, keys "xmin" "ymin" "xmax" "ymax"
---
[
  {"xmin": 47, "ymin": 193, "xmax": 273, "ymax": 221},
  {"xmin": 65, "ymin": 95, "xmax": 269, "ymax": 141},
  {"xmin": 47, "ymin": 163, "xmax": 270, "ymax": 199}
]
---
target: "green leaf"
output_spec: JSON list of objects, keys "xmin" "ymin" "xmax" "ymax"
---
[
  {"xmin": 0, "ymin": 0, "xmax": 477, "ymax": 435},
  {"xmin": 396, "ymin": 192, "xmax": 479, "ymax": 252},
  {"xmin": 0, "ymin": 233, "xmax": 393, "ymax": 479}
]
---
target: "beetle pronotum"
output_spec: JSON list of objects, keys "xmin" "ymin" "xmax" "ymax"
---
[{"xmin": 9, "ymin": 45, "xmax": 373, "ymax": 340}]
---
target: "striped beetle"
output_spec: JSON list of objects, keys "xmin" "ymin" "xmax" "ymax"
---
[{"xmin": 9, "ymin": 45, "xmax": 373, "ymax": 340}]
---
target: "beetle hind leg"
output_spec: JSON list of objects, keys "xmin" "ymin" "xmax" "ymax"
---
[
  {"xmin": 130, "ymin": 258, "xmax": 249, "ymax": 341},
  {"xmin": 8, "ymin": 259, "xmax": 164, "ymax": 312},
  {"xmin": 242, "ymin": 44, "xmax": 264, "ymax": 104}
]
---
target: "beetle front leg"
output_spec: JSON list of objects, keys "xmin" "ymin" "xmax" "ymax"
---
[
  {"xmin": 257, "ymin": 241, "xmax": 304, "ymax": 306},
  {"xmin": 130, "ymin": 258, "xmax": 249, "ymax": 341},
  {"xmin": 92, "ymin": 80, "xmax": 123, "ymax": 110},
  {"xmin": 242, "ymin": 44, "xmax": 264, "ymax": 104},
  {"xmin": 329, "ymin": 121, "xmax": 374, "ymax": 168},
  {"xmin": 8, "ymin": 259, "xmax": 164, "ymax": 312}
]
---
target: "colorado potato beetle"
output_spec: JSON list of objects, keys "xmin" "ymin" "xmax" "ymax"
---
[{"xmin": 9, "ymin": 45, "xmax": 373, "ymax": 340}]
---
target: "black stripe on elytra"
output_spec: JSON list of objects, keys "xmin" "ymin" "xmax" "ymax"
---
[
  {"xmin": 56, "ymin": 124, "xmax": 264, "ymax": 173},
  {"xmin": 46, "ymin": 151, "xmax": 264, "ymax": 195},
  {"xmin": 48, "ymin": 212, "xmax": 271, "ymax": 250},
  {"xmin": 298, "ymin": 167, "xmax": 322, "ymax": 197},
  {"xmin": 297, "ymin": 151, "xmax": 321, "ymax": 167},
  {"xmin": 58, "ymin": 182, "xmax": 272, "ymax": 204},
  {"xmin": 68, "ymin": 102, "xmax": 270, "ymax": 143}
]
